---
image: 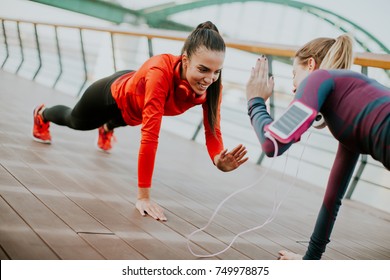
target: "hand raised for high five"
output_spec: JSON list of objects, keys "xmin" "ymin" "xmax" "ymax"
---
[
  {"xmin": 246, "ymin": 55, "xmax": 275, "ymax": 102},
  {"xmin": 214, "ymin": 144, "xmax": 248, "ymax": 172}
]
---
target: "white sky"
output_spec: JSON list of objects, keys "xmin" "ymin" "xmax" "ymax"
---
[
  {"xmin": 302, "ymin": 0, "xmax": 390, "ymax": 50},
  {"xmin": 0, "ymin": 0, "xmax": 389, "ymax": 51}
]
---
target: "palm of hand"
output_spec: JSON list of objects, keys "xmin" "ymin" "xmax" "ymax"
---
[
  {"xmin": 246, "ymin": 56, "xmax": 274, "ymax": 102},
  {"xmin": 215, "ymin": 144, "xmax": 248, "ymax": 172}
]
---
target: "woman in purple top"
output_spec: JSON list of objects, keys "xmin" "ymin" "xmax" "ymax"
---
[{"xmin": 246, "ymin": 36, "xmax": 390, "ymax": 260}]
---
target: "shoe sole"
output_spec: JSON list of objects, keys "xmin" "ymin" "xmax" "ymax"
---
[{"xmin": 32, "ymin": 135, "xmax": 51, "ymax": 144}]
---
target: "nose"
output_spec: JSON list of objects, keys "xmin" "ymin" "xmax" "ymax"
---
[
  {"xmin": 292, "ymin": 86, "xmax": 297, "ymax": 94},
  {"xmin": 203, "ymin": 77, "xmax": 212, "ymax": 84},
  {"xmin": 204, "ymin": 73, "xmax": 217, "ymax": 84}
]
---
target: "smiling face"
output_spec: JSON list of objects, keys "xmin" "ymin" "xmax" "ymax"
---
[{"xmin": 181, "ymin": 46, "xmax": 225, "ymax": 95}]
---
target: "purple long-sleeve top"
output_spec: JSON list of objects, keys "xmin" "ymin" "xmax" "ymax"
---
[{"xmin": 248, "ymin": 69, "xmax": 390, "ymax": 259}]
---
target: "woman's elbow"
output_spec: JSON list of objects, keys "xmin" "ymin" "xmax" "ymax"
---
[
  {"xmin": 264, "ymin": 150, "xmax": 276, "ymax": 157},
  {"xmin": 262, "ymin": 141, "xmax": 278, "ymax": 157}
]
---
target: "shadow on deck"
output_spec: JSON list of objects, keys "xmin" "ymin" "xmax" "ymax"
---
[{"xmin": 0, "ymin": 70, "xmax": 389, "ymax": 260}]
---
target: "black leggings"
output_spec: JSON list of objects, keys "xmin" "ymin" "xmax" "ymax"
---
[{"xmin": 43, "ymin": 71, "xmax": 132, "ymax": 131}]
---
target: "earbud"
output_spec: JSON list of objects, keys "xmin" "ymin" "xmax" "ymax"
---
[{"xmin": 312, "ymin": 113, "xmax": 326, "ymax": 129}]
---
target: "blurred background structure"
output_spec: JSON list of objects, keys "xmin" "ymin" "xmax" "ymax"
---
[{"xmin": 1, "ymin": 0, "xmax": 389, "ymax": 212}]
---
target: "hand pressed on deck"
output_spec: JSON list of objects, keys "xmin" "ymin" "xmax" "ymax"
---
[{"xmin": 136, "ymin": 187, "xmax": 167, "ymax": 221}]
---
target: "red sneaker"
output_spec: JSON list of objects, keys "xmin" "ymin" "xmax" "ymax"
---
[
  {"xmin": 33, "ymin": 104, "xmax": 51, "ymax": 144},
  {"xmin": 97, "ymin": 126, "xmax": 116, "ymax": 152}
]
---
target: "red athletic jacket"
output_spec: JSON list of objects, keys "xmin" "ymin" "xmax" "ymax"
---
[{"xmin": 111, "ymin": 54, "xmax": 224, "ymax": 188}]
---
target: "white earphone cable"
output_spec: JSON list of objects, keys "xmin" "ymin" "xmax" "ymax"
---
[{"xmin": 186, "ymin": 132, "xmax": 311, "ymax": 258}]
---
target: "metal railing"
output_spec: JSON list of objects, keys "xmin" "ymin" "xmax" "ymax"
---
[{"xmin": 1, "ymin": 18, "xmax": 389, "ymax": 211}]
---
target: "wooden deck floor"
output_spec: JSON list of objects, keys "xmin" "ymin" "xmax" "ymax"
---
[{"xmin": 0, "ymin": 70, "xmax": 389, "ymax": 260}]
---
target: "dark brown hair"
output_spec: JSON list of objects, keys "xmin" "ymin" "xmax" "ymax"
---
[{"xmin": 182, "ymin": 21, "xmax": 225, "ymax": 134}]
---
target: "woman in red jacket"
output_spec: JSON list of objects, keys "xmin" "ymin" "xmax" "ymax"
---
[{"xmin": 32, "ymin": 21, "xmax": 248, "ymax": 221}]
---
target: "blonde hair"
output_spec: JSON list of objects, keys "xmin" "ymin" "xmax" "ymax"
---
[{"xmin": 295, "ymin": 34, "xmax": 354, "ymax": 70}]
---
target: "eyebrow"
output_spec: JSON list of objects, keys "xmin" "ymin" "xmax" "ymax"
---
[{"xmin": 199, "ymin": 64, "xmax": 223, "ymax": 71}]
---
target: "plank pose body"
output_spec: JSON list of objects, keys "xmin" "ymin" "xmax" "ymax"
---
[{"xmin": 33, "ymin": 21, "xmax": 248, "ymax": 221}]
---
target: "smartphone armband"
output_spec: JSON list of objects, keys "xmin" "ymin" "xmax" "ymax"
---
[{"xmin": 265, "ymin": 101, "xmax": 317, "ymax": 143}]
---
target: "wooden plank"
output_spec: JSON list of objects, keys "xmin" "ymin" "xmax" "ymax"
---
[
  {"xmin": 69, "ymin": 152, "xmax": 257, "ymax": 260},
  {"xmin": 153, "ymin": 170, "xmax": 345, "ymax": 259},
  {"xmin": 31, "ymin": 167, "xmax": 207, "ymax": 260},
  {"xmin": 1, "ymin": 160, "xmax": 113, "ymax": 235},
  {"xmin": 78, "ymin": 233, "xmax": 147, "ymax": 260},
  {"xmin": 93, "ymin": 161, "xmax": 305, "ymax": 260},
  {"xmin": 60, "ymin": 168, "xmax": 249, "ymax": 260},
  {"xmin": 0, "ymin": 182, "xmax": 104, "ymax": 260},
  {"xmin": 0, "ymin": 196, "xmax": 58, "ymax": 260},
  {"xmin": 0, "ymin": 245, "xmax": 10, "ymax": 260}
]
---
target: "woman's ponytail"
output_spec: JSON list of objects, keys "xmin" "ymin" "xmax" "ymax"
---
[
  {"xmin": 320, "ymin": 34, "xmax": 354, "ymax": 69},
  {"xmin": 295, "ymin": 34, "xmax": 354, "ymax": 70}
]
